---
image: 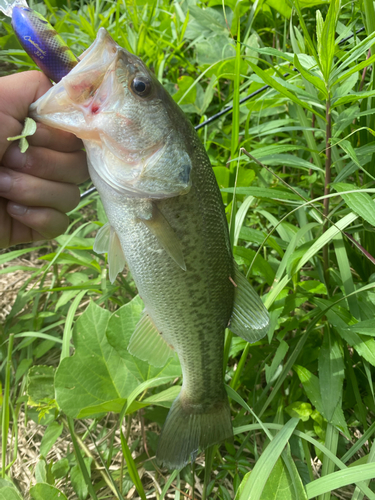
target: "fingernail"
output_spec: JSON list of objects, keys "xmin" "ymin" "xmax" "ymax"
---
[
  {"xmin": 0, "ymin": 171, "xmax": 12, "ymax": 192},
  {"xmin": 8, "ymin": 203, "xmax": 27, "ymax": 216}
]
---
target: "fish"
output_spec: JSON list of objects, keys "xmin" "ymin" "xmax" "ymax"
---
[
  {"xmin": 0, "ymin": 0, "xmax": 77, "ymax": 82},
  {"xmin": 29, "ymin": 28, "xmax": 270, "ymax": 469}
]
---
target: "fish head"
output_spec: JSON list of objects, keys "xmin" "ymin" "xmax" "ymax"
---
[{"xmin": 30, "ymin": 28, "xmax": 192, "ymax": 198}]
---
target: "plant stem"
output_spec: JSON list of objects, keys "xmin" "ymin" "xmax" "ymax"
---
[
  {"xmin": 323, "ymin": 96, "xmax": 332, "ymax": 286},
  {"xmin": 230, "ymin": 343, "xmax": 250, "ymax": 390}
]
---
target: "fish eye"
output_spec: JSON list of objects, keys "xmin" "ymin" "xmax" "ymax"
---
[{"xmin": 131, "ymin": 76, "xmax": 152, "ymax": 97}]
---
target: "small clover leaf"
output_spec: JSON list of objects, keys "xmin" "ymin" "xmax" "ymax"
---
[{"xmin": 7, "ymin": 117, "xmax": 37, "ymax": 153}]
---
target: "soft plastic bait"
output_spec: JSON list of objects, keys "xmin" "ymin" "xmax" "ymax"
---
[{"xmin": 0, "ymin": 0, "xmax": 77, "ymax": 81}]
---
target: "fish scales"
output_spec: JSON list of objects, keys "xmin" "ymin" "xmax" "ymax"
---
[
  {"xmin": 30, "ymin": 28, "xmax": 270, "ymax": 469},
  {"xmin": 91, "ymin": 121, "xmax": 234, "ymax": 405}
]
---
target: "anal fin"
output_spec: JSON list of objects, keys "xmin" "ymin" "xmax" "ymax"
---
[
  {"xmin": 93, "ymin": 222, "xmax": 126, "ymax": 284},
  {"xmin": 229, "ymin": 264, "xmax": 270, "ymax": 343},
  {"xmin": 128, "ymin": 312, "xmax": 174, "ymax": 367},
  {"xmin": 139, "ymin": 203, "xmax": 186, "ymax": 271}
]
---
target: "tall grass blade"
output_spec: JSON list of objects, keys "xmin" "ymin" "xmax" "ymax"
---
[
  {"xmin": 67, "ymin": 417, "xmax": 98, "ymax": 500},
  {"xmin": 306, "ymin": 463, "xmax": 375, "ymax": 498},
  {"xmin": 1, "ymin": 334, "xmax": 14, "ymax": 478},
  {"xmin": 120, "ymin": 429, "xmax": 147, "ymax": 500},
  {"xmin": 236, "ymin": 418, "xmax": 299, "ymax": 500}
]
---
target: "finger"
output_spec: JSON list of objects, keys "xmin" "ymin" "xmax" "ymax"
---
[
  {"xmin": 28, "ymin": 122, "xmax": 84, "ymax": 152},
  {"xmin": 7, "ymin": 202, "xmax": 69, "ymax": 243},
  {"xmin": 0, "ymin": 112, "xmax": 25, "ymax": 161},
  {"xmin": 2, "ymin": 142, "xmax": 89, "ymax": 184},
  {"xmin": 0, "ymin": 166, "xmax": 80, "ymax": 213},
  {"xmin": 0, "ymin": 71, "xmax": 52, "ymax": 159},
  {"xmin": 0, "ymin": 71, "xmax": 51, "ymax": 121}
]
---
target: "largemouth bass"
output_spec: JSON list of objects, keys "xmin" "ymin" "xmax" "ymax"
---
[{"xmin": 30, "ymin": 28, "xmax": 270, "ymax": 469}]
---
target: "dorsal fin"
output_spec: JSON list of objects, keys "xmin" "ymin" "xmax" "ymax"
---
[
  {"xmin": 229, "ymin": 264, "xmax": 270, "ymax": 343},
  {"xmin": 139, "ymin": 203, "xmax": 186, "ymax": 271},
  {"xmin": 93, "ymin": 223, "xmax": 126, "ymax": 283},
  {"xmin": 128, "ymin": 312, "xmax": 175, "ymax": 367}
]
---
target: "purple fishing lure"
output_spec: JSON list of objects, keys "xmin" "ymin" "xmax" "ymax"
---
[{"xmin": 1, "ymin": 0, "xmax": 77, "ymax": 82}]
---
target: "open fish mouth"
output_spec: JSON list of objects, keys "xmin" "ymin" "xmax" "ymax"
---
[{"xmin": 30, "ymin": 27, "xmax": 193, "ymax": 199}]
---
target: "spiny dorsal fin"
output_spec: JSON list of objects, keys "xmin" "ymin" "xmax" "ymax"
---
[
  {"xmin": 229, "ymin": 264, "xmax": 270, "ymax": 343},
  {"xmin": 94, "ymin": 223, "xmax": 126, "ymax": 284},
  {"xmin": 128, "ymin": 312, "xmax": 175, "ymax": 367},
  {"xmin": 139, "ymin": 203, "xmax": 186, "ymax": 271}
]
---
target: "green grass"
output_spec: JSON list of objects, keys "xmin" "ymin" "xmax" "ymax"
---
[{"xmin": 1, "ymin": 0, "xmax": 375, "ymax": 498}]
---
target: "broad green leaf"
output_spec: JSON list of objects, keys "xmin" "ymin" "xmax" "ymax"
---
[
  {"xmin": 293, "ymin": 365, "xmax": 349, "ymax": 436},
  {"xmin": 55, "ymin": 298, "xmax": 181, "ymax": 418},
  {"xmin": 332, "ymin": 183, "xmax": 375, "ymax": 227},
  {"xmin": 30, "ymin": 484, "xmax": 67, "ymax": 500},
  {"xmin": 54, "ymin": 301, "xmax": 139, "ymax": 417},
  {"xmin": 35, "ymin": 460, "xmax": 47, "ymax": 484},
  {"xmin": 0, "ymin": 488, "xmax": 23, "ymax": 500},
  {"xmin": 236, "ymin": 418, "xmax": 299, "ymax": 500},
  {"xmin": 71, "ymin": 458, "xmax": 92, "ymax": 500},
  {"xmin": 266, "ymin": 0, "xmax": 292, "ymax": 17},
  {"xmin": 106, "ymin": 295, "xmax": 181, "ymax": 381},
  {"xmin": 318, "ymin": 329, "xmax": 344, "ymax": 421},
  {"xmin": 27, "ymin": 366, "xmax": 55, "ymax": 404},
  {"xmin": 285, "ymin": 402, "xmax": 313, "ymax": 421},
  {"xmin": 260, "ymin": 451, "xmax": 308, "ymax": 500},
  {"xmin": 173, "ymin": 75, "xmax": 196, "ymax": 105},
  {"xmin": 51, "ymin": 458, "xmax": 69, "ymax": 479},
  {"xmin": 299, "ymin": 0, "xmax": 329, "ymax": 7},
  {"xmin": 40, "ymin": 422, "xmax": 63, "ymax": 457}
]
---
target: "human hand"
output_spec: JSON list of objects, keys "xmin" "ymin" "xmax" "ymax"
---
[{"xmin": 0, "ymin": 71, "xmax": 88, "ymax": 249}]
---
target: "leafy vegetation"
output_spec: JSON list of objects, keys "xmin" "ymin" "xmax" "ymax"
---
[{"xmin": 1, "ymin": 0, "xmax": 375, "ymax": 498}]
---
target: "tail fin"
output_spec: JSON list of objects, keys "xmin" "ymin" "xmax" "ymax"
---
[{"xmin": 156, "ymin": 393, "xmax": 233, "ymax": 469}]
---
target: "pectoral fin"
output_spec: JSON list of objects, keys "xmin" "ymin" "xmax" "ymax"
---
[
  {"xmin": 93, "ymin": 222, "xmax": 111, "ymax": 253},
  {"xmin": 229, "ymin": 264, "xmax": 270, "ymax": 342},
  {"xmin": 94, "ymin": 223, "xmax": 126, "ymax": 284},
  {"xmin": 128, "ymin": 312, "xmax": 174, "ymax": 367},
  {"xmin": 139, "ymin": 203, "xmax": 186, "ymax": 271}
]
